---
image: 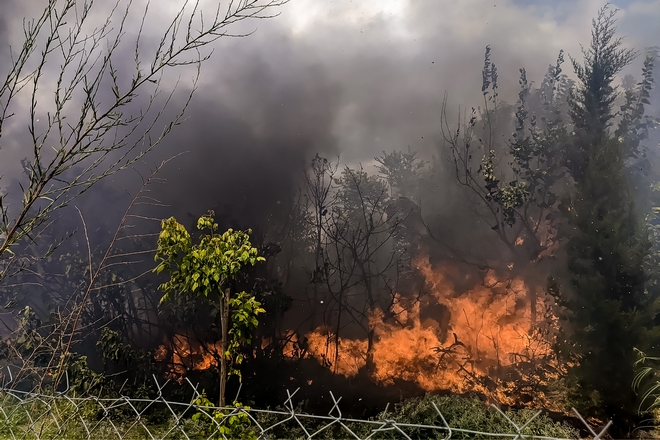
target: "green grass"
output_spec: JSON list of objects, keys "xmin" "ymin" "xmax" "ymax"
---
[{"xmin": 0, "ymin": 392, "xmax": 580, "ymax": 439}]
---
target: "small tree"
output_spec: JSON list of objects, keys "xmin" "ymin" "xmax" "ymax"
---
[
  {"xmin": 549, "ymin": 5, "xmax": 659, "ymax": 429},
  {"xmin": 566, "ymin": 4, "xmax": 638, "ymax": 181},
  {"xmin": 154, "ymin": 212, "xmax": 265, "ymax": 406},
  {"xmin": 320, "ymin": 166, "xmax": 400, "ymax": 373},
  {"xmin": 552, "ymin": 136, "xmax": 650, "ymax": 423},
  {"xmin": 440, "ymin": 46, "xmax": 570, "ymax": 330},
  {"xmin": 375, "ymin": 149, "xmax": 426, "ymax": 199}
]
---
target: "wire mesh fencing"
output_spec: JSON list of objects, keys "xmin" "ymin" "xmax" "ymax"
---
[{"xmin": 0, "ymin": 373, "xmax": 614, "ymax": 440}]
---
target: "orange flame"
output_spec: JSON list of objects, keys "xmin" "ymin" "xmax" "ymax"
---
[
  {"xmin": 155, "ymin": 334, "xmax": 222, "ymax": 380},
  {"xmin": 301, "ymin": 254, "xmax": 562, "ymax": 406}
]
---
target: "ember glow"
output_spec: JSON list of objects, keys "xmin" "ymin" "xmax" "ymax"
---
[
  {"xmin": 155, "ymin": 334, "xmax": 221, "ymax": 380},
  {"xmin": 302, "ymin": 254, "xmax": 563, "ymax": 405}
]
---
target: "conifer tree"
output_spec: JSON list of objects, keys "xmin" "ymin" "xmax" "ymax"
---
[
  {"xmin": 555, "ymin": 136, "xmax": 650, "ymax": 424},
  {"xmin": 551, "ymin": 4, "xmax": 659, "ymax": 429},
  {"xmin": 565, "ymin": 5, "xmax": 637, "ymax": 181}
]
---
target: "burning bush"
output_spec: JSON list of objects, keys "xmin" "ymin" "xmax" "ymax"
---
[{"xmin": 300, "ymin": 254, "xmax": 564, "ymax": 408}]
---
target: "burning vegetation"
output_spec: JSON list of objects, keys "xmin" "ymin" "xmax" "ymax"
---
[
  {"xmin": 299, "ymin": 254, "xmax": 563, "ymax": 408},
  {"xmin": 154, "ymin": 334, "xmax": 223, "ymax": 380}
]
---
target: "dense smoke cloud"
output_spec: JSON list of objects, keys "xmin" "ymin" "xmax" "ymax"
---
[
  {"xmin": 0, "ymin": 0, "xmax": 658, "ymax": 234},
  {"xmin": 150, "ymin": 56, "xmax": 342, "ymax": 231},
  {"xmin": 146, "ymin": 0, "xmax": 659, "ymax": 235}
]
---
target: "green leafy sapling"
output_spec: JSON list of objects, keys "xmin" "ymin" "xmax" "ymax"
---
[{"xmin": 154, "ymin": 212, "xmax": 265, "ymax": 406}]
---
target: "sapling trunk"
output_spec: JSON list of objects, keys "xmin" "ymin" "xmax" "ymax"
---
[{"xmin": 219, "ymin": 287, "xmax": 230, "ymax": 407}]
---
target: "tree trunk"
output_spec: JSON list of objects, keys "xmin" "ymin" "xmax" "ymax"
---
[
  {"xmin": 529, "ymin": 288, "xmax": 537, "ymax": 335},
  {"xmin": 359, "ymin": 260, "xmax": 377, "ymax": 375},
  {"xmin": 219, "ymin": 287, "xmax": 230, "ymax": 406},
  {"xmin": 365, "ymin": 328, "xmax": 376, "ymax": 374}
]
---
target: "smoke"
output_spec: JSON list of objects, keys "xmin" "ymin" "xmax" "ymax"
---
[
  {"xmin": 138, "ymin": 0, "xmax": 659, "ymax": 234},
  {"xmin": 147, "ymin": 48, "xmax": 343, "ymax": 233},
  {"xmin": 1, "ymin": 0, "xmax": 658, "ymax": 234}
]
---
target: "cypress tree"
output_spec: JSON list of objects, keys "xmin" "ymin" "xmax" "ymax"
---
[
  {"xmin": 555, "ymin": 137, "xmax": 650, "ymax": 426},
  {"xmin": 551, "ymin": 5, "xmax": 659, "ymax": 431},
  {"xmin": 564, "ymin": 5, "xmax": 636, "ymax": 181}
]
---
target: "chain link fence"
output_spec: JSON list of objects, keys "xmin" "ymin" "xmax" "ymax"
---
[{"xmin": 0, "ymin": 373, "xmax": 615, "ymax": 440}]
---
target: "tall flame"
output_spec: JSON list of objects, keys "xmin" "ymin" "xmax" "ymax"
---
[{"xmin": 302, "ymin": 254, "xmax": 562, "ymax": 406}]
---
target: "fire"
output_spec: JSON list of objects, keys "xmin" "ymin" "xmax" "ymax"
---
[
  {"xmin": 306, "ymin": 331, "xmax": 368, "ymax": 377},
  {"xmin": 154, "ymin": 334, "xmax": 222, "ymax": 380},
  {"xmin": 301, "ymin": 254, "xmax": 562, "ymax": 406}
]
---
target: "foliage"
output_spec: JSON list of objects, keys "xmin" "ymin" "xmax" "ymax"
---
[
  {"xmin": 7, "ymin": 306, "xmax": 51, "ymax": 367},
  {"xmin": 559, "ymin": 122, "xmax": 655, "ymax": 427},
  {"xmin": 192, "ymin": 390, "xmax": 258, "ymax": 440},
  {"xmin": 378, "ymin": 394, "xmax": 578, "ymax": 439},
  {"xmin": 440, "ymin": 45, "xmax": 569, "ymax": 261},
  {"xmin": 634, "ymin": 349, "xmax": 660, "ymax": 412},
  {"xmin": 227, "ymin": 292, "xmax": 264, "ymax": 377},
  {"xmin": 616, "ymin": 50, "xmax": 658, "ymax": 161},
  {"xmin": 250, "ymin": 393, "xmax": 579, "ymax": 440},
  {"xmin": 551, "ymin": 139, "xmax": 652, "ymax": 422},
  {"xmin": 154, "ymin": 213, "xmax": 265, "ymax": 367},
  {"xmin": 0, "ymin": 388, "xmax": 586, "ymax": 440},
  {"xmin": 436, "ymin": 5, "xmax": 659, "ymax": 430},
  {"xmin": 96, "ymin": 327, "xmax": 154, "ymax": 396},
  {"xmin": 0, "ymin": 305, "xmax": 88, "ymax": 389},
  {"xmin": 308, "ymin": 162, "xmax": 401, "ymax": 372},
  {"xmin": 0, "ymin": 391, "xmax": 203, "ymax": 439},
  {"xmin": 437, "ymin": 45, "xmax": 571, "ymax": 400},
  {"xmin": 625, "ymin": 48, "xmax": 660, "ymax": 316},
  {"xmin": 0, "ymin": 306, "xmax": 151, "ymax": 397},
  {"xmin": 375, "ymin": 149, "xmax": 427, "ymax": 198},
  {"xmin": 335, "ymin": 167, "xmax": 390, "ymax": 223},
  {"xmin": 565, "ymin": 4, "xmax": 638, "ymax": 180},
  {"xmin": 0, "ymin": 161, "xmax": 176, "ymax": 394},
  {"xmin": 632, "ymin": 349, "xmax": 660, "ymax": 436},
  {"xmin": 548, "ymin": 6, "xmax": 659, "ymax": 429},
  {"xmin": 154, "ymin": 212, "xmax": 265, "ymax": 403},
  {"xmin": 65, "ymin": 355, "xmax": 113, "ymax": 395},
  {"xmin": 154, "ymin": 214, "xmax": 264, "ymax": 305}
]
